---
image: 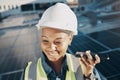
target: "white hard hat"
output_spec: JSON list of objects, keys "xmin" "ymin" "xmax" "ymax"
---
[{"xmin": 36, "ymin": 3, "xmax": 78, "ymax": 35}]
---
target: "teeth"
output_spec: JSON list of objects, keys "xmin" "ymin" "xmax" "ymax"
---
[{"xmin": 49, "ymin": 53, "xmax": 58, "ymax": 56}]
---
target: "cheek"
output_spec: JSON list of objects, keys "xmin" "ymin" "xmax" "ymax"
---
[
  {"xmin": 40, "ymin": 43, "xmax": 46, "ymax": 50},
  {"xmin": 59, "ymin": 43, "xmax": 69, "ymax": 53}
]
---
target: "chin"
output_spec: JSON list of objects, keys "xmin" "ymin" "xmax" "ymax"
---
[{"xmin": 48, "ymin": 58, "xmax": 59, "ymax": 62}]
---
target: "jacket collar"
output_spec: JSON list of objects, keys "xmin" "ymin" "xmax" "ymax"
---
[{"xmin": 41, "ymin": 52, "xmax": 68, "ymax": 76}]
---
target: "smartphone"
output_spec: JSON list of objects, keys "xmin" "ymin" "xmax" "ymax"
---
[{"xmin": 75, "ymin": 52, "xmax": 110, "ymax": 61}]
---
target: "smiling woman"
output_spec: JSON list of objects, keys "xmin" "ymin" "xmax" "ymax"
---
[
  {"xmin": 41, "ymin": 27, "xmax": 72, "ymax": 62},
  {"xmin": 24, "ymin": 3, "xmax": 101, "ymax": 80}
]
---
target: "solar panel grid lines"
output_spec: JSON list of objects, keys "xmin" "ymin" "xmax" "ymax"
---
[
  {"xmin": 0, "ymin": 29, "xmax": 21, "ymax": 39},
  {"xmin": 69, "ymin": 36, "xmax": 80, "ymax": 53},
  {"xmin": 0, "ymin": 26, "xmax": 37, "ymax": 75},
  {"xmin": 0, "ymin": 29, "xmax": 22, "ymax": 66},
  {"xmin": 96, "ymin": 50, "xmax": 120, "ymax": 80},
  {"xmin": 76, "ymin": 36, "xmax": 92, "ymax": 50},
  {"xmin": 110, "ymin": 51, "xmax": 120, "ymax": 71},
  {"xmin": 77, "ymin": 36, "xmax": 105, "ymax": 52},
  {"xmin": 1, "ymin": 71, "xmax": 23, "ymax": 80},
  {"xmin": 1, "ymin": 53, "xmax": 16, "ymax": 73},
  {"xmin": 70, "ymin": 36, "xmax": 88, "ymax": 53},
  {"xmin": 107, "ymin": 73, "xmax": 120, "ymax": 80},
  {"xmin": 108, "ymin": 27, "xmax": 120, "ymax": 35},
  {"xmin": 85, "ymin": 34, "xmax": 111, "ymax": 50},
  {"xmin": 72, "ymin": 36, "xmax": 86, "ymax": 51},
  {"xmin": 98, "ymin": 48, "xmax": 120, "ymax": 54},
  {"xmin": 88, "ymin": 30, "xmax": 120, "ymax": 49},
  {"xmin": 107, "ymin": 30, "xmax": 120, "ymax": 40},
  {"xmin": 96, "ymin": 64, "xmax": 109, "ymax": 75},
  {"xmin": 69, "ymin": 34, "xmax": 108, "ymax": 54}
]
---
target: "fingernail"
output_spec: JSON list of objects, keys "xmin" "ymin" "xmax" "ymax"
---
[
  {"xmin": 80, "ymin": 53, "xmax": 83, "ymax": 57},
  {"xmin": 95, "ymin": 54, "xmax": 98, "ymax": 57},
  {"xmin": 86, "ymin": 50, "xmax": 90, "ymax": 53}
]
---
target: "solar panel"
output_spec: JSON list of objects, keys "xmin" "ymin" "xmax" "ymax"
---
[
  {"xmin": 109, "ymin": 27, "xmax": 120, "ymax": 34},
  {"xmin": 69, "ymin": 34, "xmax": 108, "ymax": 54},
  {"xmin": 96, "ymin": 50, "xmax": 120, "ymax": 80},
  {"xmin": 88, "ymin": 29, "xmax": 120, "ymax": 49},
  {"xmin": 1, "ymin": 72, "xmax": 22, "ymax": 80},
  {"xmin": 0, "ymin": 27, "xmax": 40, "ymax": 74}
]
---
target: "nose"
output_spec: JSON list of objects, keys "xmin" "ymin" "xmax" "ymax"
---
[{"xmin": 48, "ymin": 43, "xmax": 56, "ymax": 51}]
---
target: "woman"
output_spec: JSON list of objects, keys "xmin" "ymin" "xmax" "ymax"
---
[{"xmin": 24, "ymin": 3, "xmax": 101, "ymax": 80}]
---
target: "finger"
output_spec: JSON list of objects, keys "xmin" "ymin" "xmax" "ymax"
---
[
  {"xmin": 86, "ymin": 50, "xmax": 92, "ymax": 60},
  {"xmin": 81, "ymin": 58, "xmax": 88, "ymax": 67},
  {"xmin": 80, "ymin": 54, "xmax": 88, "ymax": 66},
  {"xmin": 86, "ymin": 50, "xmax": 93, "ymax": 64},
  {"xmin": 95, "ymin": 54, "xmax": 100, "ymax": 64},
  {"xmin": 80, "ymin": 56, "xmax": 89, "ymax": 67}
]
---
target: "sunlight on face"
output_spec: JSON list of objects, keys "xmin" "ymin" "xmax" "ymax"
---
[{"xmin": 41, "ymin": 27, "xmax": 72, "ymax": 62}]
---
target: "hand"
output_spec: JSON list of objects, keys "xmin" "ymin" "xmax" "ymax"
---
[{"xmin": 80, "ymin": 50, "xmax": 100, "ymax": 77}]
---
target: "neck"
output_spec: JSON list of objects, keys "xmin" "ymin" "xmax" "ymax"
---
[{"xmin": 49, "ymin": 57, "xmax": 64, "ymax": 74}]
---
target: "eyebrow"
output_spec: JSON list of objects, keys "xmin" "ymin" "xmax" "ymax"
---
[
  {"xmin": 42, "ymin": 36, "xmax": 48, "ymax": 38},
  {"xmin": 55, "ymin": 37, "xmax": 63, "ymax": 40},
  {"xmin": 42, "ymin": 36, "xmax": 63, "ymax": 40}
]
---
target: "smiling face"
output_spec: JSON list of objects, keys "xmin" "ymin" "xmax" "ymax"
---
[{"xmin": 41, "ymin": 27, "xmax": 73, "ymax": 62}]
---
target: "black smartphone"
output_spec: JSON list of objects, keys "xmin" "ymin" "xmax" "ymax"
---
[{"xmin": 75, "ymin": 52, "xmax": 110, "ymax": 61}]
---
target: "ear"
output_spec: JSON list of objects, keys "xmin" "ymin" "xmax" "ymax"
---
[{"xmin": 68, "ymin": 34, "xmax": 73, "ymax": 46}]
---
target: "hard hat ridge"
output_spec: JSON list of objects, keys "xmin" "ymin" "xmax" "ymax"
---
[{"xmin": 36, "ymin": 3, "xmax": 78, "ymax": 35}]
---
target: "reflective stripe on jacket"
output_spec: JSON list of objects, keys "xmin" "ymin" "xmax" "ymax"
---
[{"xmin": 24, "ymin": 53, "xmax": 85, "ymax": 80}]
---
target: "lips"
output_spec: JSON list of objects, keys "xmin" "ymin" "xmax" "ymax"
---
[{"xmin": 47, "ymin": 52, "xmax": 59, "ymax": 57}]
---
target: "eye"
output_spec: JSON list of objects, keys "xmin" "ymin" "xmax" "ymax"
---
[
  {"xmin": 54, "ymin": 41, "xmax": 62, "ymax": 45},
  {"xmin": 42, "ymin": 40, "xmax": 49, "ymax": 44}
]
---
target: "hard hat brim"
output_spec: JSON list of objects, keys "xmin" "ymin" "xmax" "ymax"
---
[{"xmin": 36, "ymin": 21, "xmax": 77, "ymax": 35}]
